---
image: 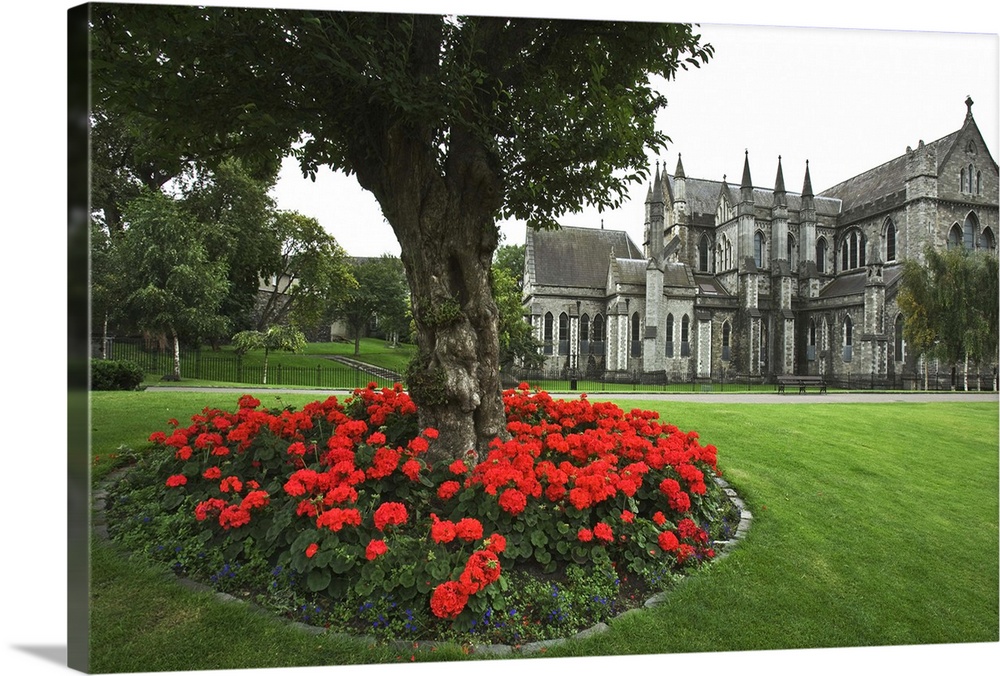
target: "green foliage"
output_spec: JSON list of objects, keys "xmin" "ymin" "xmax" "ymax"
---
[
  {"xmin": 899, "ymin": 246, "xmax": 999, "ymax": 369},
  {"xmin": 493, "ymin": 244, "xmax": 543, "ymax": 369},
  {"xmin": 111, "ymin": 190, "xmax": 232, "ymax": 353},
  {"xmin": 91, "ymin": 359, "xmax": 145, "ymax": 391},
  {"xmin": 332, "ymin": 256, "xmax": 409, "ymax": 353}
]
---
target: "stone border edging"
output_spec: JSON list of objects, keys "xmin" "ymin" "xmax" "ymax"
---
[{"xmin": 92, "ymin": 466, "xmax": 751, "ymax": 657}]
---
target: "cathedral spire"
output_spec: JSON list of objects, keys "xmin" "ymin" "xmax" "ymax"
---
[
  {"xmin": 801, "ymin": 159, "xmax": 813, "ymax": 198},
  {"xmin": 651, "ymin": 160, "xmax": 663, "ymax": 201},
  {"xmin": 774, "ymin": 155, "xmax": 785, "ymax": 194},
  {"xmin": 674, "ymin": 153, "xmax": 685, "ymax": 179},
  {"xmin": 741, "ymin": 150, "xmax": 753, "ymax": 189}
]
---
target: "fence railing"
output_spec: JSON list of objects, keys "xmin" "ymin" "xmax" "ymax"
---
[{"xmin": 97, "ymin": 339, "xmax": 398, "ymax": 390}]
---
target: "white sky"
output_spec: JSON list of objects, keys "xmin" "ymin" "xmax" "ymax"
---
[{"xmin": 266, "ymin": 3, "xmax": 1000, "ymax": 258}]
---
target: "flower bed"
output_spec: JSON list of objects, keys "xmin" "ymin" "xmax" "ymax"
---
[{"xmin": 107, "ymin": 383, "xmax": 737, "ymax": 644}]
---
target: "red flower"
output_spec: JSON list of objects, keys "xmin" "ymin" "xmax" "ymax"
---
[
  {"xmin": 658, "ymin": 530, "xmax": 680, "ymax": 552},
  {"xmin": 366, "ymin": 431, "xmax": 387, "ymax": 446},
  {"xmin": 437, "ymin": 480, "xmax": 461, "ymax": 500},
  {"xmin": 577, "ymin": 528, "xmax": 593, "ymax": 542},
  {"xmin": 287, "ymin": 441, "xmax": 307, "ymax": 456},
  {"xmin": 165, "ymin": 474, "xmax": 187, "ymax": 488},
  {"xmin": 220, "ymin": 476, "xmax": 243, "ymax": 493},
  {"xmin": 652, "ymin": 511, "xmax": 667, "ymax": 526},
  {"xmin": 316, "ymin": 507, "xmax": 362, "ymax": 532},
  {"xmin": 202, "ymin": 466, "xmax": 221, "ymax": 480},
  {"xmin": 430, "ymin": 516, "xmax": 456, "ymax": 544},
  {"xmin": 365, "ymin": 539, "xmax": 389, "ymax": 561},
  {"xmin": 373, "ymin": 502, "xmax": 408, "ymax": 531},
  {"xmin": 401, "ymin": 459, "xmax": 422, "ymax": 481},
  {"xmin": 219, "ymin": 505, "xmax": 251, "ymax": 529},
  {"xmin": 194, "ymin": 498, "xmax": 226, "ymax": 521},
  {"xmin": 497, "ymin": 488, "xmax": 527, "ymax": 516},
  {"xmin": 240, "ymin": 490, "xmax": 270, "ymax": 510},
  {"xmin": 677, "ymin": 518, "xmax": 699, "ymax": 540},
  {"xmin": 620, "ymin": 510, "xmax": 635, "ymax": 523},
  {"xmin": 430, "ymin": 580, "xmax": 468, "ymax": 619},
  {"xmin": 175, "ymin": 445, "xmax": 192, "ymax": 461},
  {"xmin": 423, "ymin": 427, "xmax": 439, "ymax": 440},
  {"xmin": 668, "ymin": 491, "xmax": 691, "ymax": 513},
  {"xmin": 568, "ymin": 487, "xmax": 592, "ymax": 511},
  {"xmin": 593, "ymin": 522, "xmax": 614, "ymax": 543},
  {"xmin": 486, "ymin": 533, "xmax": 506, "ymax": 554},
  {"xmin": 455, "ymin": 518, "xmax": 484, "ymax": 542},
  {"xmin": 448, "ymin": 459, "xmax": 468, "ymax": 475},
  {"xmin": 305, "ymin": 543, "xmax": 319, "ymax": 558}
]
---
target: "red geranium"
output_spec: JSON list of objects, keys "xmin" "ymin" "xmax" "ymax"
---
[
  {"xmin": 658, "ymin": 530, "xmax": 680, "ymax": 552},
  {"xmin": 437, "ymin": 481, "xmax": 461, "ymax": 500},
  {"xmin": 577, "ymin": 528, "xmax": 593, "ymax": 542},
  {"xmin": 497, "ymin": 488, "xmax": 527, "ymax": 516},
  {"xmin": 305, "ymin": 542, "xmax": 319, "ymax": 558},
  {"xmin": 593, "ymin": 522, "xmax": 614, "ymax": 543},
  {"xmin": 455, "ymin": 518, "xmax": 484, "ymax": 542},
  {"xmin": 429, "ymin": 580, "xmax": 468, "ymax": 619},
  {"xmin": 373, "ymin": 502, "xmax": 408, "ymax": 531},
  {"xmin": 365, "ymin": 539, "xmax": 389, "ymax": 561},
  {"xmin": 165, "ymin": 474, "xmax": 187, "ymax": 488}
]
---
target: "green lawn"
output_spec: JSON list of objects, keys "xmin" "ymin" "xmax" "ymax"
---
[{"xmin": 86, "ymin": 391, "xmax": 999, "ymax": 671}]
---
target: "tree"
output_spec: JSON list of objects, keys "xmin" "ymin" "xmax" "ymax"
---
[
  {"xmin": 334, "ymin": 257, "xmax": 410, "ymax": 356},
  {"xmin": 232, "ymin": 325, "xmax": 307, "ymax": 385},
  {"xmin": 898, "ymin": 246, "xmax": 998, "ymax": 390},
  {"xmin": 179, "ymin": 158, "xmax": 285, "ymax": 334},
  {"xmin": 256, "ymin": 211, "xmax": 356, "ymax": 332},
  {"xmin": 112, "ymin": 190, "xmax": 231, "ymax": 379},
  {"xmin": 92, "ymin": 6, "xmax": 713, "ymax": 461},
  {"xmin": 492, "ymin": 244, "xmax": 543, "ymax": 370}
]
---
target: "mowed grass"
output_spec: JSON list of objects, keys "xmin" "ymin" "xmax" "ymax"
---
[{"xmin": 86, "ymin": 391, "xmax": 999, "ymax": 671}]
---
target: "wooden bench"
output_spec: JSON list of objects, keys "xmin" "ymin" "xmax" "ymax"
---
[{"xmin": 776, "ymin": 375, "xmax": 827, "ymax": 394}]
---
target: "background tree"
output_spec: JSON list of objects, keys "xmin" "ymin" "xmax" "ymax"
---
[
  {"xmin": 492, "ymin": 244, "xmax": 543, "ymax": 370},
  {"xmin": 334, "ymin": 256, "xmax": 410, "ymax": 356},
  {"xmin": 231, "ymin": 325, "xmax": 307, "ymax": 385},
  {"xmin": 256, "ymin": 211, "xmax": 356, "ymax": 333},
  {"xmin": 898, "ymin": 246, "xmax": 999, "ymax": 390},
  {"xmin": 111, "ymin": 190, "xmax": 231, "ymax": 379},
  {"xmin": 92, "ymin": 6, "xmax": 713, "ymax": 461},
  {"xmin": 179, "ymin": 158, "xmax": 284, "ymax": 335}
]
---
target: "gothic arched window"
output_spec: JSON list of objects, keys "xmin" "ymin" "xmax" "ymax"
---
[{"xmin": 885, "ymin": 219, "xmax": 896, "ymax": 262}]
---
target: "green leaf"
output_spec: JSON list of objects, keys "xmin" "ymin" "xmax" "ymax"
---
[
  {"xmin": 307, "ymin": 567, "xmax": 331, "ymax": 592},
  {"xmin": 530, "ymin": 530, "xmax": 548, "ymax": 548}
]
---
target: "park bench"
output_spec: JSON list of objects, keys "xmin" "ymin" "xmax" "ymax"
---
[{"xmin": 776, "ymin": 375, "xmax": 827, "ymax": 394}]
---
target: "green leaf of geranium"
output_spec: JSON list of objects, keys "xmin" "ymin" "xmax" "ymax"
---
[{"xmin": 307, "ymin": 567, "xmax": 331, "ymax": 592}]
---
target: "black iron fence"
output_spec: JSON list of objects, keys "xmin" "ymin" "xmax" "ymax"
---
[{"xmin": 96, "ymin": 338, "xmax": 398, "ymax": 390}]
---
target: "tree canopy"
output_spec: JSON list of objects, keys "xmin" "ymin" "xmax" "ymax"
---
[
  {"xmin": 333, "ymin": 256, "xmax": 410, "ymax": 355},
  {"xmin": 92, "ymin": 5, "xmax": 714, "ymax": 460},
  {"xmin": 898, "ymin": 246, "xmax": 998, "ymax": 388}
]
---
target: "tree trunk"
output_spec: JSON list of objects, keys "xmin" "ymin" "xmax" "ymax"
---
[
  {"xmin": 171, "ymin": 330, "xmax": 181, "ymax": 380},
  {"xmin": 263, "ymin": 347, "xmax": 269, "ymax": 385},
  {"xmin": 353, "ymin": 125, "xmax": 507, "ymax": 466},
  {"xmin": 354, "ymin": 329, "xmax": 361, "ymax": 356}
]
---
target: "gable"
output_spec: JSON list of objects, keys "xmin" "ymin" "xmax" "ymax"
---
[{"xmin": 526, "ymin": 226, "xmax": 643, "ymax": 289}]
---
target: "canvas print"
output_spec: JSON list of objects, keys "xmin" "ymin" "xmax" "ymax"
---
[{"xmin": 65, "ymin": 2, "xmax": 998, "ymax": 675}]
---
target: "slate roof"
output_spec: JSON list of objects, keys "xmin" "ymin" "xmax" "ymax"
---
[
  {"xmin": 528, "ymin": 226, "xmax": 643, "ymax": 288},
  {"xmin": 819, "ymin": 131, "xmax": 961, "ymax": 213},
  {"xmin": 818, "ymin": 266, "xmax": 903, "ymax": 298},
  {"xmin": 666, "ymin": 176, "xmax": 841, "ymax": 222}
]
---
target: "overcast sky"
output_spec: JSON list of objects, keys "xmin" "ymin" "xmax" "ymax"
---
[{"xmin": 266, "ymin": 3, "xmax": 999, "ymax": 258}]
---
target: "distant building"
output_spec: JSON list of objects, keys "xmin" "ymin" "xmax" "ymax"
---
[{"xmin": 523, "ymin": 98, "xmax": 998, "ymax": 385}]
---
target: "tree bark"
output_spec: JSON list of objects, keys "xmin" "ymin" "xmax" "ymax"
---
[
  {"xmin": 352, "ymin": 123, "xmax": 508, "ymax": 465},
  {"xmin": 171, "ymin": 330, "xmax": 181, "ymax": 380}
]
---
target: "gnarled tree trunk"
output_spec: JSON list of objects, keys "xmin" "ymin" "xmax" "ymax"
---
[{"xmin": 353, "ymin": 122, "xmax": 508, "ymax": 465}]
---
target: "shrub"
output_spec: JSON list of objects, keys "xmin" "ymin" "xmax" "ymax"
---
[
  {"xmin": 91, "ymin": 359, "xmax": 145, "ymax": 391},
  {"xmin": 114, "ymin": 383, "xmax": 733, "ymax": 642}
]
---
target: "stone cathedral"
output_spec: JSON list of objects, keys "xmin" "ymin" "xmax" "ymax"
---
[{"xmin": 522, "ymin": 98, "xmax": 998, "ymax": 385}]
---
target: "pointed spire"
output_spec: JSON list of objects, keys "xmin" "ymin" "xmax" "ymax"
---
[
  {"xmin": 741, "ymin": 150, "xmax": 753, "ymax": 189},
  {"xmin": 774, "ymin": 155, "xmax": 785, "ymax": 194},
  {"xmin": 651, "ymin": 160, "xmax": 663, "ymax": 202},
  {"xmin": 801, "ymin": 159, "xmax": 813, "ymax": 198},
  {"xmin": 674, "ymin": 153, "xmax": 686, "ymax": 179}
]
